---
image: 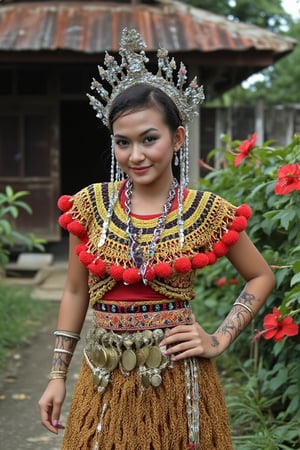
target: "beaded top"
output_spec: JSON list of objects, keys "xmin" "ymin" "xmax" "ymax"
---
[
  {"xmin": 58, "ymin": 183, "xmax": 252, "ymax": 308},
  {"xmin": 87, "ymin": 28, "xmax": 205, "ymax": 127}
]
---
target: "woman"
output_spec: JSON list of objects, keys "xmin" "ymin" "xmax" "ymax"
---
[{"xmin": 39, "ymin": 28, "xmax": 275, "ymax": 450}]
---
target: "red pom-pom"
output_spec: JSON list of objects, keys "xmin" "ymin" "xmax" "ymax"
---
[
  {"xmin": 212, "ymin": 241, "xmax": 228, "ymax": 257},
  {"xmin": 229, "ymin": 216, "xmax": 247, "ymax": 232},
  {"xmin": 144, "ymin": 266, "xmax": 156, "ymax": 281},
  {"xmin": 236, "ymin": 204, "xmax": 252, "ymax": 219},
  {"xmin": 78, "ymin": 251, "xmax": 94, "ymax": 266},
  {"xmin": 109, "ymin": 265, "xmax": 124, "ymax": 281},
  {"xmin": 123, "ymin": 268, "xmax": 141, "ymax": 284},
  {"xmin": 75, "ymin": 242, "xmax": 87, "ymax": 256},
  {"xmin": 88, "ymin": 259, "xmax": 106, "ymax": 277},
  {"xmin": 58, "ymin": 213, "xmax": 72, "ymax": 229},
  {"xmin": 206, "ymin": 252, "xmax": 217, "ymax": 265},
  {"xmin": 57, "ymin": 195, "xmax": 73, "ymax": 212},
  {"xmin": 67, "ymin": 220, "xmax": 87, "ymax": 239},
  {"xmin": 174, "ymin": 257, "xmax": 192, "ymax": 274},
  {"xmin": 222, "ymin": 230, "xmax": 239, "ymax": 246},
  {"xmin": 154, "ymin": 263, "xmax": 173, "ymax": 278},
  {"xmin": 191, "ymin": 253, "xmax": 209, "ymax": 269}
]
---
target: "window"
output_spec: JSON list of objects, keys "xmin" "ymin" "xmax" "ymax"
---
[
  {"xmin": 18, "ymin": 69, "xmax": 48, "ymax": 95},
  {"xmin": 0, "ymin": 115, "xmax": 20, "ymax": 176},
  {"xmin": 0, "ymin": 109, "xmax": 52, "ymax": 178}
]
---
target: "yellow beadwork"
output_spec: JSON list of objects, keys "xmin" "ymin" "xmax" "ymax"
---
[{"xmin": 67, "ymin": 182, "xmax": 237, "ymax": 307}]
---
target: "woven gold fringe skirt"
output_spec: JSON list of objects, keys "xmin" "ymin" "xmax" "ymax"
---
[{"xmin": 61, "ymin": 357, "xmax": 232, "ymax": 450}]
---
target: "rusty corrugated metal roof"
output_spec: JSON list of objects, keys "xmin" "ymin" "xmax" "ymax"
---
[{"xmin": 0, "ymin": 1, "xmax": 296, "ymax": 57}]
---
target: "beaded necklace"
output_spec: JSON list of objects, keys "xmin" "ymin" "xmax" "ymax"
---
[{"xmin": 124, "ymin": 177, "xmax": 178, "ymax": 284}]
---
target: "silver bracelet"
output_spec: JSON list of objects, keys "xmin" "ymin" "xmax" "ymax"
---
[
  {"xmin": 54, "ymin": 330, "xmax": 81, "ymax": 341},
  {"xmin": 233, "ymin": 302, "xmax": 254, "ymax": 319},
  {"xmin": 53, "ymin": 348, "xmax": 74, "ymax": 356}
]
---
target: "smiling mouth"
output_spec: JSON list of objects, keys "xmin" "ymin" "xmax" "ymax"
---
[{"xmin": 130, "ymin": 166, "xmax": 151, "ymax": 171}]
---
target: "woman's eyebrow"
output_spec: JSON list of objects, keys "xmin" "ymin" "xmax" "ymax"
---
[{"xmin": 114, "ymin": 128, "xmax": 159, "ymax": 139}]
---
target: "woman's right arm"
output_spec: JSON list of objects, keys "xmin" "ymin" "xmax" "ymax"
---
[{"xmin": 38, "ymin": 234, "xmax": 90, "ymax": 434}]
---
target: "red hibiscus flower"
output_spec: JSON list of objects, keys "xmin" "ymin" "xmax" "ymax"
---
[
  {"xmin": 234, "ymin": 133, "xmax": 257, "ymax": 167},
  {"xmin": 253, "ymin": 307, "xmax": 299, "ymax": 342},
  {"xmin": 216, "ymin": 277, "xmax": 227, "ymax": 288},
  {"xmin": 274, "ymin": 163, "xmax": 300, "ymax": 195}
]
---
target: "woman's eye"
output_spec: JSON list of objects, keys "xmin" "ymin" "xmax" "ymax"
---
[
  {"xmin": 115, "ymin": 139, "xmax": 128, "ymax": 147},
  {"xmin": 144, "ymin": 135, "xmax": 158, "ymax": 144}
]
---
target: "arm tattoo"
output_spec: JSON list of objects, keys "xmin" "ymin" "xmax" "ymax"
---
[
  {"xmin": 215, "ymin": 291, "xmax": 257, "ymax": 344},
  {"xmin": 237, "ymin": 290, "xmax": 256, "ymax": 307},
  {"xmin": 51, "ymin": 335, "xmax": 78, "ymax": 372}
]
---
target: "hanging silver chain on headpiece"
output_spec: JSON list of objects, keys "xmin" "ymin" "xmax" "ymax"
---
[{"xmin": 87, "ymin": 28, "xmax": 204, "ymax": 127}]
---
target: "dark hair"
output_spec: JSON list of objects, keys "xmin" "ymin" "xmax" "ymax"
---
[{"xmin": 108, "ymin": 84, "xmax": 182, "ymax": 132}]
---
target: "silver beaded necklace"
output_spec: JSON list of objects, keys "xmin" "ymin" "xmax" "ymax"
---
[{"xmin": 124, "ymin": 177, "xmax": 178, "ymax": 284}]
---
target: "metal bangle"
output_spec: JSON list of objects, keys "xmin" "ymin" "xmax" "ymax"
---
[
  {"xmin": 233, "ymin": 302, "xmax": 254, "ymax": 319},
  {"xmin": 48, "ymin": 370, "xmax": 68, "ymax": 380},
  {"xmin": 48, "ymin": 374, "xmax": 67, "ymax": 380},
  {"xmin": 53, "ymin": 348, "xmax": 73, "ymax": 355},
  {"xmin": 49, "ymin": 370, "xmax": 68, "ymax": 374},
  {"xmin": 54, "ymin": 330, "xmax": 81, "ymax": 341}
]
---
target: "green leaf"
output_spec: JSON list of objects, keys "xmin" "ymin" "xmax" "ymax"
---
[
  {"xmin": 14, "ymin": 201, "xmax": 32, "ymax": 214},
  {"xmin": 290, "ymin": 272, "xmax": 300, "ymax": 287},
  {"xmin": 275, "ymin": 267, "xmax": 291, "ymax": 288},
  {"xmin": 269, "ymin": 369, "xmax": 288, "ymax": 390},
  {"xmin": 5, "ymin": 185, "xmax": 13, "ymax": 198},
  {"xmin": 0, "ymin": 220, "xmax": 12, "ymax": 235},
  {"xmin": 293, "ymin": 260, "xmax": 300, "ymax": 273},
  {"xmin": 286, "ymin": 395, "xmax": 299, "ymax": 415}
]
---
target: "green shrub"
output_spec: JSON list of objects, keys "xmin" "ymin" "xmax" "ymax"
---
[
  {"xmin": 0, "ymin": 185, "xmax": 45, "ymax": 269},
  {"xmin": 194, "ymin": 134, "xmax": 300, "ymax": 448}
]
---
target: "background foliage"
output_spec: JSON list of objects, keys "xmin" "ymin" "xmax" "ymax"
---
[
  {"xmin": 182, "ymin": 0, "xmax": 291, "ymax": 30},
  {"xmin": 0, "ymin": 186, "xmax": 44, "ymax": 269},
  {"xmin": 182, "ymin": 0, "xmax": 300, "ymax": 105},
  {"xmin": 193, "ymin": 135, "xmax": 300, "ymax": 448}
]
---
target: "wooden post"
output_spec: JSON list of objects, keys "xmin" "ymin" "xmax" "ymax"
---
[{"xmin": 255, "ymin": 97, "xmax": 264, "ymax": 145}]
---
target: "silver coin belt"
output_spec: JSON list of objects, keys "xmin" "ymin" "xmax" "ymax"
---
[{"xmin": 84, "ymin": 327, "xmax": 172, "ymax": 392}]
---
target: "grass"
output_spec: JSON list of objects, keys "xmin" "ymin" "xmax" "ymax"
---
[{"xmin": 0, "ymin": 283, "xmax": 53, "ymax": 372}]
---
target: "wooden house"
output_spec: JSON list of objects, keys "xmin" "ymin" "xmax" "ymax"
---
[{"xmin": 0, "ymin": 0, "xmax": 295, "ymax": 241}]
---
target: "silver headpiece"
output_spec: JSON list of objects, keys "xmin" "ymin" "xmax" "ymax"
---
[
  {"xmin": 92, "ymin": 28, "xmax": 205, "ymax": 251},
  {"xmin": 87, "ymin": 28, "xmax": 204, "ymax": 126}
]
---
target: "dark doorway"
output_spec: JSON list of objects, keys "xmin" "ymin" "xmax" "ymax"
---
[{"xmin": 60, "ymin": 100, "xmax": 111, "ymax": 196}]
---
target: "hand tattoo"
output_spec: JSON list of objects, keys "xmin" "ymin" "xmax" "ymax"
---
[{"xmin": 211, "ymin": 335, "xmax": 220, "ymax": 347}]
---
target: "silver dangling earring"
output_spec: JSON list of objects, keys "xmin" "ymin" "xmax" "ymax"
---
[
  {"xmin": 174, "ymin": 151, "xmax": 179, "ymax": 167},
  {"xmin": 177, "ymin": 127, "xmax": 189, "ymax": 249},
  {"xmin": 180, "ymin": 127, "xmax": 189, "ymax": 187},
  {"xmin": 115, "ymin": 161, "xmax": 124, "ymax": 182},
  {"xmin": 98, "ymin": 136, "xmax": 120, "ymax": 248},
  {"xmin": 110, "ymin": 135, "xmax": 124, "ymax": 182},
  {"xmin": 110, "ymin": 135, "xmax": 116, "ymax": 183}
]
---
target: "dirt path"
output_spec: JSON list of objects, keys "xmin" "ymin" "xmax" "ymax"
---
[{"xmin": 0, "ymin": 301, "xmax": 91, "ymax": 450}]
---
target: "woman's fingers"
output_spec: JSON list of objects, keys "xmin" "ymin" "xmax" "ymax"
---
[
  {"xmin": 39, "ymin": 401, "xmax": 59, "ymax": 434},
  {"xmin": 159, "ymin": 323, "xmax": 205, "ymax": 359},
  {"xmin": 38, "ymin": 381, "xmax": 66, "ymax": 434}
]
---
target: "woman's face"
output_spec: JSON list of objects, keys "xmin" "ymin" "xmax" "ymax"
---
[{"xmin": 112, "ymin": 106, "xmax": 185, "ymax": 189}]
